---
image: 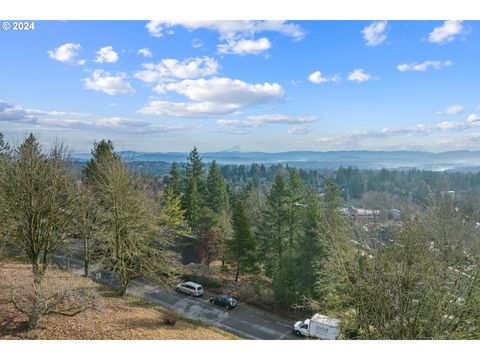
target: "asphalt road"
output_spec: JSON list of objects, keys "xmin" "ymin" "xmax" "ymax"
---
[{"xmin": 52, "ymin": 252, "xmax": 300, "ymax": 340}]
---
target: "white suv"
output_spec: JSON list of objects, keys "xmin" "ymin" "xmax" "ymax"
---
[{"xmin": 175, "ymin": 281, "xmax": 204, "ymax": 297}]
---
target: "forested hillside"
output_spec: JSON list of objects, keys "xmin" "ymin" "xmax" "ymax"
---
[{"xmin": 2, "ymin": 134, "xmax": 480, "ymax": 339}]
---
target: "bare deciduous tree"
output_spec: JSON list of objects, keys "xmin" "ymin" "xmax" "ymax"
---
[
  {"xmin": 0, "ymin": 264, "xmax": 102, "ymax": 330},
  {"xmin": 75, "ymin": 183, "xmax": 101, "ymax": 277},
  {"xmin": 0, "ymin": 134, "xmax": 80, "ymax": 328},
  {"xmin": 336, "ymin": 196, "xmax": 480, "ymax": 339},
  {"xmin": 91, "ymin": 155, "xmax": 179, "ymax": 296}
]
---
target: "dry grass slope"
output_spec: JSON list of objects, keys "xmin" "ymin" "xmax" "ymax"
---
[{"xmin": 0, "ymin": 262, "xmax": 239, "ymax": 340}]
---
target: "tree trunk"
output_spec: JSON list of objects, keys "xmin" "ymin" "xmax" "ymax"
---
[
  {"xmin": 119, "ymin": 263, "xmax": 128, "ymax": 297},
  {"xmin": 119, "ymin": 285, "xmax": 127, "ymax": 297},
  {"xmin": 29, "ymin": 269, "xmax": 44, "ymax": 330},
  {"xmin": 27, "ymin": 303, "xmax": 42, "ymax": 330},
  {"xmin": 83, "ymin": 238, "xmax": 90, "ymax": 277},
  {"xmin": 235, "ymin": 260, "xmax": 240, "ymax": 282}
]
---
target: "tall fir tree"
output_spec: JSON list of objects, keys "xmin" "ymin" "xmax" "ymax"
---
[
  {"xmin": 183, "ymin": 147, "xmax": 204, "ymax": 232},
  {"xmin": 83, "ymin": 139, "xmax": 118, "ymax": 184},
  {"xmin": 296, "ymin": 188, "xmax": 329, "ymax": 299},
  {"xmin": 205, "ymin": 160, "xmax": 228, "ymax": 214},
  {"xmin": 166, "ymin": 162, "xmax": 182, "ymax": 198},
  {"xmin": 314, "ymin": 180, "xmax": 351, "ymax": 307},
  {"xmin": 287, "ymin": 168, "xmax": 306, "ymax": 251},
  {"xmin": 257, "ymin": 174, "xmax": 290, "ymax": 277},
  {"xmin": 243, "ymin": 180, "xmax": 263, "ymax": 231},
  {"xmin": 226, "ymin": 200, "xmax": 256, "ymax": 282}
]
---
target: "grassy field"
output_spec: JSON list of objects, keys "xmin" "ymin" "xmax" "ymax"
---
[{"xmin": 0, "ymin": 262, "xmax": 239, "ymax": 340}]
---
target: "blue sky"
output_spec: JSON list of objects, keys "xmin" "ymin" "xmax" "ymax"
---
[{"xmin": 1, "ymin": 20, "xmax": 480, "ymax": 153}]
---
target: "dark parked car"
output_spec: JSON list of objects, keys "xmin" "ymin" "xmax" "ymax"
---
[{"xmin": 209, "ymin": 294, "xmax": 237, "ymax": 309}]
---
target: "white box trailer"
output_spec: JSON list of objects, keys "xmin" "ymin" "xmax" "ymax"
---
[{"xmin": 293, "ymin": 313, "xmax": 340, "ymax": 340}]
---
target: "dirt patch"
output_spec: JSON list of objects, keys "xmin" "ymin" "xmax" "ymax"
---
[{"xmin": 0, "ymin": 261, "xmax": 238, "ymax": 340}]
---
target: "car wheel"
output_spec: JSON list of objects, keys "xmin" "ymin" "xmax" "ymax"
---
[
  {"xmin": 175, "ymin": 287, "xmax": 180, "ymax": 292},
  {"xmin": 225, "ymin": 305, "xmax": 231, "ymax": 310},
  {"xmin": 294, "ymin": 330, "xmax": 300, "ymax": 336},
  {"xmin": 210, "ymin": 299, "xmax": 214, "ymax": 304}
]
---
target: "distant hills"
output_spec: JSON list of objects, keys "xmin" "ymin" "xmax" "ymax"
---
[{"xmin": 73, "ymin": 150, "xmax": 480, "ymax": 172}]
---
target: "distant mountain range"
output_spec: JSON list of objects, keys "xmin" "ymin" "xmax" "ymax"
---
[{"xmin": 73, "ymin": 150, "xmax": 480, "ymax": 172}]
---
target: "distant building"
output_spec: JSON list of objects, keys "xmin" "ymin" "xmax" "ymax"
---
[
  {"xmin": 340, "ymin": 206, "xmax": 380, "ymax": 220},
  {"xmin": 441, "ymin": 190, "xmax": 456, "ymax": 199},
  {"xmin": 350, "ymin": 206, "xmax": 380, "ymax": 220}
]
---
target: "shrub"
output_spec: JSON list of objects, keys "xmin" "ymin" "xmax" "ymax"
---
[
  {"xmin": 180, "ymin": 273, "xmax": 222, "ymax": 289},
  {"xmin": 163, "ymin": 313, "xmax": 178, "ymax": 326}
]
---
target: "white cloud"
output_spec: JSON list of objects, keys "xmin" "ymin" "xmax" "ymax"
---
[
  {"xmin": 467, "ymin": 114, "xmax": 480, "ymax": 123},
  {"xmin": 314, "ymin": 118, "xmax": 480, "ymax": 147},
  {"xmin": 0, "ymin": 100, "xmax": 34, "ymax": 122},
  {"xmin": 77, "ymin": 59, "xmax": 86, "ymax": 65},
  {"xmin": 428, "ymin": 20, "xmax": 465, "ymax": 44},
  {"xmin": 218, "ymin": 37, "xmax": 271, "ymax": 55},
  {"xmin": 288, "ymin": 126, "xmax": 314, "ymax": 134},
  {"xmin": 308, "ymin": 71, "xmax": 340, "ymax": 84},
  {"xmin": 145, "ymin": 20, "xmax": 305, "ymax": 41},
  {"xmin": 348, "ymin": 69, "xmax": 374, "ymax": 82},
  {"xmin": 397, "ymin": 60, "xmax": 452, "ymax": 72},
  {"xmin": 83, "ymin": 70, "xmax": 135, "ymax": 95},
  {"xmin": 0, "ymin": 99, "xmax": 188, "ymax": 134},
  {"xmin": 247, "ymin": 114, "xmax": 317, "ymax": 124},
  {"xmin": 362, "ymin": 21, "xmax": 388, "ymax": 47},
  {"xmin": 216, "ymin": 114, "xmax": 317, "ymax": 128},
  {"xmin": 437, "ymin": 105, "xmax": 465, "ymax": 115},
  {"xmin": 140, "ymin": 76, "xmax": 284, "ymax": 118},
  {"xmin": 138, "ymin": 48, "xmax": 153, "ymax": 58},
  {"xmin": 94, "ymin": 46, "xmax": 119, "ymax": 63},
  {"xmin": 139, "ymin": 100, "xmax": 238, "ymax": 117},
  {"xmin": 135, "ymin": 57, "xmax": 219, "ymax": 84},
  {"xmin": 47, "ymin": 43, "xmax": 81, "ymax": 63},
  {"xmin": 445, "ymin": 105, "xmax": 465, "ymax": 115},
  {"xmin": 165, "ymin": 77, "xmax": 285, "ymax": 107},
  {"xmin": 216, "ymin": 119, "xmax": 259, "ymax": 127}
]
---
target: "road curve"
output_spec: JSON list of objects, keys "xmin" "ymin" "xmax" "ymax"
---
[{"xmin": 53, "ymin": 254, "xmax": 300, "ymax": 340}]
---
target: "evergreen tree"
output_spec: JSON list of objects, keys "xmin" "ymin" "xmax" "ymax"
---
[
  {"xmin": 243, "ymin": 181, "xmax": 263, "ymax": 231},
  {"xmin": 226, "ymin": 183, "xmax": 236, "ymax": 208},
  {"xmin": 183, "ymin": 147, "xmax": 204, "ymax": 232},
  {"xmin": 165, "ymin": 162, "xmax": 182, "ymax": 198},
  {"xmin": 296, "ymin": 188, "xmax": 328, "ymax": 299},
  {"xmin": 226, "ymin": 200, "xmax": 256, "ymax": 282},
  {"xmin": 205, "ymin": 160, "xmax": 228, "ymax": 213},
  {"xmin": 314, "ymin": 180, "xmax": 351, "ymax": 308},
  {"xmin": 217, "ymin": 208, "xmax": 233, "ymax": 267},
  {"xmin": 272, "ymin": 254, "xmax": 299, "ymax": 307},
  {"xmin": 287, "ymin": 168, "xmax": 306, "ymax": 251},
  {"xmin": 159, "ymin": 186, "xmax": 189, "ymax": 240},
  {"xmin": 84, "ymin": 139, "xmax": 118, "ymax": 183},
  {"xmin": 257, "ymin": 174, "xmax": 290, "ymax": 276}
]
